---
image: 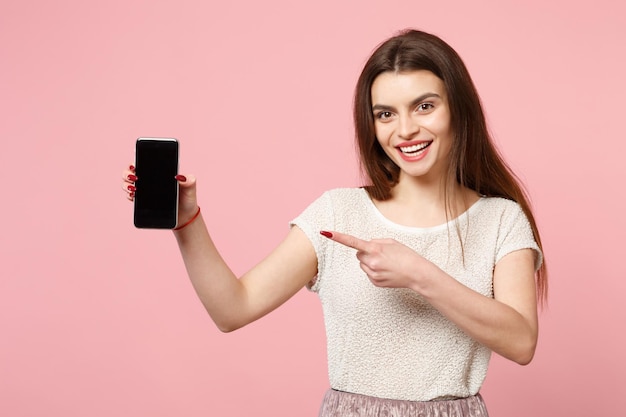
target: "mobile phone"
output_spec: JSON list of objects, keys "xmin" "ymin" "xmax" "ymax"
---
[{"xmin": 133, "ymin": 138, "xmax": 179, "ymax": 229}]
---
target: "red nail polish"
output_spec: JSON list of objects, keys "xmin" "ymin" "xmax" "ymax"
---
[
  {"xmin": 129, "ymin": 165, "xmax": 135, "ymax": 171},
  {"xmin": 128, "ymin": 185, "xmax": 136, "ymax": 192},
  {"xmin": 320, "ymin": 231, "xmax": 333, "ymax": 238},
  {"xmin": 175, "ymin": 174, "xmax": 187, "ymax": 182},
  {"xmin": 129, "ymin": 192, "xmax": 135, "ymax": 198},
  {"xmin": 127, "ymin": 174, "xmax": 138, "ymax": 181}
]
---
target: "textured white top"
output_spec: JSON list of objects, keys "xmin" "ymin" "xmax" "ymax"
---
[{"xmin": 291, "ymin": 188, "xmax": 542, "ymax": 401}]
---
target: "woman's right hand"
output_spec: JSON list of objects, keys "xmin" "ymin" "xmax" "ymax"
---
[
  {"xmin": 122, "ymin": 164, "xmax": 318, "ymax": 332},
  {"xmin": 122, "ymin": 164, "xmax": 138, "ymax": 201},
  {"xmin": 121, "ymin": 164, "xmax": 200, "ymax": 228}
]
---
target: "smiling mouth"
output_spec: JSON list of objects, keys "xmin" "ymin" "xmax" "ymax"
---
[{"xmin": 398, "ymin": 141, "xmax": 433, "ymax": 156}]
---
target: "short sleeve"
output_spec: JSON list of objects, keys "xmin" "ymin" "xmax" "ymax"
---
[
  {"xmin": 289, "ymin": 191, "xmax": 335, "ymax": 292},
  {"xmin": 495, "ymin": 203, "xmax": 543, "ymax": 271}
]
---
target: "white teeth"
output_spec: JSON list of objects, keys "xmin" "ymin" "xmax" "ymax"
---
[{"xmin": 400, "ymin": 142, "xmax": 431, "ymax": 153}]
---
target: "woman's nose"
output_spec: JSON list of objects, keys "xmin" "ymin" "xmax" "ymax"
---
[{"xmin": 398, "ymin": 115, "xmax": 420, "ymax": 139}]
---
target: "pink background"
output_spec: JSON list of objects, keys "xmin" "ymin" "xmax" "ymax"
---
[{"xmin": 1, "ymin": 0, "xmax": 624, "ymax": 415}]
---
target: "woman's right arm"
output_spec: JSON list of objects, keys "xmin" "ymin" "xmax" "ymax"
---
[
  {"xmin": 123, "ymin": 167, "xmax": 318, "ymax": 332},
  {"xmin": 174, "ymin": 213, "xmax": 317, "ymax": 332}
]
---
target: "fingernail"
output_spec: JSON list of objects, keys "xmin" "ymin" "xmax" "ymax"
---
[
  {"xmin": 175, "ymin": 174, "xmax": 187, "ymax": 182},
  {"xmin": 129, "ymin": 165, "xmax": 135, "ymax": 171},
  {"xmin": 127, "ymin": 174, "xmax": 138, "ymax": 181},
  {"xmin": 129, "ymin": 192, "xmax": 135, "ymax": 198},
  {"xmin": 320, "ymin": 231, "xmax": 333, "ymax": 238},
  {"xmin": 128, "ymin": 185, "xmax": 136, "ymax": 192}
]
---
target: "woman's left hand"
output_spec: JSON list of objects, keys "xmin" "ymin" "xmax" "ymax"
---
[
  {"xmin": 320, "ymin": 230, "xmax": 434, "ymax": 290},
  {"xmin": 321, "ymin": 230, "xmax": 539, "ymax": 365}
]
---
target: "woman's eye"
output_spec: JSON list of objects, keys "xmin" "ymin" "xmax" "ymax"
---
[
  {"xmin": 376, "ymin": 111, "xmax": 393, "ymax": 120},
  {"xmin": 417, "ymin": 103, "xmax": 434, "ymax": 112}
]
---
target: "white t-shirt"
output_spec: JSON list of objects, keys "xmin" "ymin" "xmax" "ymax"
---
[{"xmin": 291, "ymin": 188, "xmax": 542, "ymax": 401}]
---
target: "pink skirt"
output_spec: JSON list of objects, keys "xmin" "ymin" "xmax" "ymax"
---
[{"xmin": 318, "ymin": 389, "xmax": 489, "ymax": 417}]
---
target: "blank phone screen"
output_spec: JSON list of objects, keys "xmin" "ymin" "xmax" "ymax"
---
[{"xmin": 134, "ymin": 138, "xmax": 179, "ymax": 229}]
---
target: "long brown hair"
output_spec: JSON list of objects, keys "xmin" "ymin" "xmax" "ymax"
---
[{"xmin": 354, "ymin": 29, "xmax": 547, "ymax": 303}]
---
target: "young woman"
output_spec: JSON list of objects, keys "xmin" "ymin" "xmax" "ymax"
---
[{"xmin": 123, "ymin": 29, "xmax": 546, "ymax": 417}]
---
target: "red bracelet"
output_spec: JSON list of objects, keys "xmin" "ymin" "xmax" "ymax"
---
[{"xmin": 173, "ymin": 207, "xmax": 201, "ymax": 230}]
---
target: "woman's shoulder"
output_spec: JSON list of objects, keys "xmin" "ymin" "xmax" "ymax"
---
[
  {"xmin": 305, "ymin": 187, "xmax": 366, "ymax": 204},
  {"xmin": 301, "ymin": 187, "xmax": 370, "ymax": 217},
  {"xmin": 323, "ymin": 187, "xmax": 372, "ymax": 208},
  {"xmin": 324, "ymin": 186, "xmax": 367, "ymax": 199},
  {"xmin": 480, "ymin": 196, "xmax": 519, "ymax": 207},
  {"xmin": 478, "ymin": 196, "xmax": 520, "ymax": 209},
  {"xmin": 474, "ymin": 196, "xmax": 529, "ymax": 224}
]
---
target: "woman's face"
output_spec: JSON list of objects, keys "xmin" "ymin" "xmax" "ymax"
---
[{"xmin": 371, "ymin": 70, "xmax": 453, "ymax": 183}]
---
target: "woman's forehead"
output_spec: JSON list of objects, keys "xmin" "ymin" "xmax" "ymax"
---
[{"xmin": 371, "ymin": 70, "xmax": 446, "ymax": 103}]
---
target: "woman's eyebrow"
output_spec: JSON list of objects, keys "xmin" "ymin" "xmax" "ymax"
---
[{"xmin": 372, "ymin": 92, "xmax": 442, "ymax": 111}]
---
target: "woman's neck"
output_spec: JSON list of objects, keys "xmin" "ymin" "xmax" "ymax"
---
[{"xmin": 372, "ymin": 174, "xmax": 479, "ymax": 228}]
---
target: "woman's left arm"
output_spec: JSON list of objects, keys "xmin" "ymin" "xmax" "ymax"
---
[
  {"xmin": 417, "ymin": 248, "xmax": 538, "ymax": 365},
  {"xmin": 322, "ymin": 231, "xmax": 538, "ymax": 365}
]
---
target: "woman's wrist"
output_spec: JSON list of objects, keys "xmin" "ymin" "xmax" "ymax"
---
[{"xmin": 174, "ymin": 206, "xmax": 201, "ymax": 231}]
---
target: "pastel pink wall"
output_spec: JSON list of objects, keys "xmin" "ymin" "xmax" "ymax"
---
[{"xmin": 1, "ymin": 0, "xmax": 624, "ymax": 415}]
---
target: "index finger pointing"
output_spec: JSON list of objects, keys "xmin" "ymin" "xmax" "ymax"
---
[{"xmin": 320, "ymin": 230, "xmax": 369, "ymax": 251}]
